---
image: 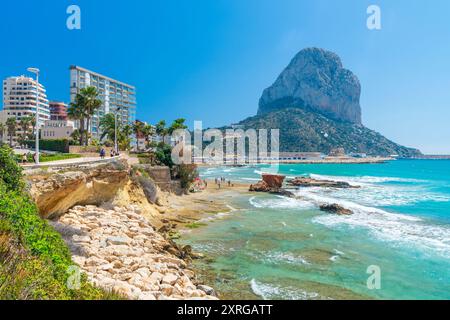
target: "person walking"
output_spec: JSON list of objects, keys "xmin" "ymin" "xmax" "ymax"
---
[{"xmin": 100, "ymin": 148, "xmax": 106, "ymax": 159}]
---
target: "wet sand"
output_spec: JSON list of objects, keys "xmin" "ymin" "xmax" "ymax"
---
[{"xmin": 163, "ymin": 182, "xmax": 251, "ymax": 230}]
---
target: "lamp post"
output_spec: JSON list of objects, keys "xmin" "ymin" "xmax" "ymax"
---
[{"xmin": 27, "ymin": 67, "xmax": 40, "ymax": 164}]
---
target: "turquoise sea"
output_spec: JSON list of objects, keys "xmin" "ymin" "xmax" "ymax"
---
[{"xmin": 181, "ymin": 160, "xmax": 450, "ymax": 300}]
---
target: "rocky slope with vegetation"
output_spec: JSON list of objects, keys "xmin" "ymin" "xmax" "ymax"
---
[
  {"xmin": 0, "ymin": 146, "xmax": 120, "ymax": 300},
  {"xmin": 0, "ymin": 145, "xmax": 216, "ymax": 300}
]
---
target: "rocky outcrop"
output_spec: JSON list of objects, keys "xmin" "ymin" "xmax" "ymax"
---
[
  {"xmin": 262, "ymin": 174, "xmax": 286, "ymax": 189},
  {"xmin": 27, "ymin": 160, "xmax": 129, "ymax": 218},
  {"xmin": 319, "ymin": 204, "xmax": 353, "ymax": 215},
  {"xmin": 288, "ymin": 177, "xmax": 359, "ymax": 189},
  {"xmin": 250, "ymin": 174, "xmax": 294, "ymax": 197},
  {"xmin": 51, "ymin": 205, "xmax": 218, "ymax": 300},
  {"xmin": 249, "ymin": 181, "xmax": 271, "ymax": 192},
  {"xmin": 259, "ymin": 48, "xmax": 362, "ymax": 124}
]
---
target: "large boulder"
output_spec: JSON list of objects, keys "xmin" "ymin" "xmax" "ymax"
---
[
  {"xmin": 258, "ymin": 47, "xmax": 362, "ymax": 124},
  {"xmin": 262, "ymin": 174, "xmax": 286, "ymax": 189}
]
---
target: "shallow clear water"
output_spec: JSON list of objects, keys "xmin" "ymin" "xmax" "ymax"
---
[{"xmin": 181, "ymin": 160, "xmax": 450, "ymax": 300}]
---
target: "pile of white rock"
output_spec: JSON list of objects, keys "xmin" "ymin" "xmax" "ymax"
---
[{"xmin": 51, "ymin": 205, "xmax": 217, "ymax": 300}]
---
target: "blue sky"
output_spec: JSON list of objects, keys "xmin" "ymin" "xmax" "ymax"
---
[{"xmin": 1, "ymin": 0, "xmax": 450, "ymax": 154}]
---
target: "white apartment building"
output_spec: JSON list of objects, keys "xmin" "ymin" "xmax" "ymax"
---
[
  {"xmin": 1, "ymin": 75, "xmax": 50, "ymax": 145},
  {"xmin": 41, "ymin": 120, "xmax": 75, "ymax": 140},
  {"xmin": 2, "ymin": 75, "xmax": 50, "ymax": 125},
  {"xmin": 70, "ymin": 66, "xmax": 136, "ymax": 140}
]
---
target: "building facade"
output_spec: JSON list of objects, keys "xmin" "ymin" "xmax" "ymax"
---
[
  {"xmin": 2, "ymin": 75, "xmax": 50, "ymax": 125},
  {"xmin": 2, "ymin": 75, "xmax": 50, "ymax": 145},
  {"xmin": 41, "ymin": 120, "xmax": 75, "ymax": 140},
  {"xmin": 69, "ymin": 66, "xmax": 136, "ymax": 139},
  {"xmin": 49, "ymin": 101, "xmax": 68, "ymax": 121}
]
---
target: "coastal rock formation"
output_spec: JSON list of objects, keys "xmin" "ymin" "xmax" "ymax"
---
[
  {"xmin": 28, "ymin": 160, "xmax": 129, "ymax": 218},
  {"xmin": 288, "ymin": 177, "xmax": 358, "ymax": 189},
  {"xmin": 319, "ymin": 204, "xmax": 353, "ymax": 215},
  {"xmin": 259, "ymin": 48, "xmax": 362, "ymax": 124},
  {"xmin": 262, "ymin": 174, "xmax": 286, "ymax": 189},
  {"xmin": 249, "ymin": 180, "xmax": 271, "ymax": 192},
  {"xmin": 50, "ymin": 205, "xmax": 218, "ymax": 300},
  {"xmin": 223, "ymin": 47, "xmax": 422, "ymax": 157}
]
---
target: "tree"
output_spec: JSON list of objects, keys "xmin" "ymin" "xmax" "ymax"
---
[
  {"xmin": 68, "ymin": 86, "xmax": 102, "ymax": 146},
  {"xmin": 6, "ymin": 117, "xmax": 16, "ymax": 147},
  {"xmin": 18, "ymin": 116, "xmax": 33, "ymax": 145},
  {"xmin": 132, "ymin": 120, "xmax": 145, "ymax": 151},
  {"xmin": 155, "ymin": 120, "xmax": 168, "ymax": 144},
  {"xmin": 68, "ymin": 97, "xmax": 87, "ymax": 145},
  {"xmin": 99, "ymin": 113, "xmax": 116, "ymax": 142},
  {"xmin": 0, "ymin": 122, "xmax": 5, "ymax": 145},
  {"xmin": 119, "ymin": 124, "xmax": 132, "ymax": 151},
  {"xmin": 70, "ymin": 129, "xmax": 82, "ymax": 145},
  {"xmin": 168, "ymin": 118, "xmax": 187, "ymax": 135},
  {"xmin": 141, "ymin": 124, "xmax": 155, "ymax": 149}
]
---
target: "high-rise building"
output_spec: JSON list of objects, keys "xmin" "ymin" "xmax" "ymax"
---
[
  {"xmin": 49, "ymin": 101, "xmax": 68, "ymax": 121},
  {"xmin": 69, "ymin": 66, "xmax": 136, "ymax": 139},
  {"xmin": 2, "ymin": 75, "xmax": 50, "ymax": 145},
  {"xmin": 2, "ymin": 75, "xmax": 50, "ymax": 126}
]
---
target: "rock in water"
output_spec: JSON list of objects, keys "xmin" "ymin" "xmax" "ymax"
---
[
  {"xmin": 289, "ymin": 177, "xmax": 358, "ymax": 189},
  {"xmin": 259, "ymin": 47, "xmax": 362, "ymax": 124},
  {"xmin": 262, "ymin": 174, "xmax": 286, "ymax": 189},
  {"xmin": 319, "ymin": 204, "xmax": 353, "ymax": 215}
]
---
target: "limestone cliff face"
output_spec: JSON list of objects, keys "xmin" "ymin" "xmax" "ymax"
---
[
  {"xmin": 27, "ymin": 160, "xmax": 129, "ymax": 218},
  {"xmin": 258, "ymin": 47, "xmax": 362, "ymax": 124}
]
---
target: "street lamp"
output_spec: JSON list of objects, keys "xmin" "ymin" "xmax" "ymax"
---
[
  {"xmin": 114, "ymin": 107, "xmax": 122, "ymax": 154},
  {"xmin": 27, "ymin": 67, "xmax": 40, "ymax": 164}
]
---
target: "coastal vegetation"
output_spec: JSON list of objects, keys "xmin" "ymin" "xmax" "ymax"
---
[
  {"xmin": 0, "ymin": 145, "xmax": 121, "ymax": 299},
  {"xmin": 68, "ymin": 86, "xmax": 102, "ymax": 146}
]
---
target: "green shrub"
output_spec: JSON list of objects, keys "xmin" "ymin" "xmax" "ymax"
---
[
  {"xmin": 177, "ymin": 164, "xmax": 199, "ymax": 190},
  {"xmin": 0, "ymin": 145, "xmax": 24, "ymax": 192},
  {"xmin": 25, "ymin": 139, "xmax": 70, "ymax": 153},
  {"xmin": 155, "ymin": 144, "xmax": 174, "ymax": 168},
  {"xmin": 40, "ymin": 153, "xmax": 81, "ymax": 163}
]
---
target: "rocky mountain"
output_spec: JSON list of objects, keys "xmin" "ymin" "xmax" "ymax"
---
[
  {"xmin": 259, "ymin": 48, "xmax": 362, "ymax": 124},
  {"xmin": 228, "ymin": 47, "xmax": 421, "ymax": 157}
]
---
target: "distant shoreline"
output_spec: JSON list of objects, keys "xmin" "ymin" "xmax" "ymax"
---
[{"xmin": 197, "ymin": 156, "xmax": 393, "ymax": 166}]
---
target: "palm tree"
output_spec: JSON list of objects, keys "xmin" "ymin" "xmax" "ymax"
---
[
  {"xmin": 18, "ymin": 116, "xmax": 33, "ymax": 145},
  {"xmin": 69, "ymin": 86, "xmax": 102, "ymax": 146},
  {"xmin": 6, "ymin": 117, "xmax": 17, "ymax": 147},
  {"xmin": 132, "ymin": 120, "xmax": 145, "ymax": 151},
  {"xmin": 168, "ymin": 118, "xmax": 188, "ymax": 135},
  {"xmin": 99, "ymin": 113, "xmax": 117, "ymax": 142},
  {"xmin": 156, "ymin": 120, "xmax": 167, "ymax": 144},
  {"xmin": 119, "ymin": 124, "xmax": 132, "ymax": 151},
  {"xmin": 68, "ymin": 96, "xmax": 87, "ymax": 145},
  {"xmin": 142, "ymin": 124, "xmax": 155, "ymax": 149},
  {"xmin": 81, "ymin": 87, "xmax": 102, "ymax": 146}
]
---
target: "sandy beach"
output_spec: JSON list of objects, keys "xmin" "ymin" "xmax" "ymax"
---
[{"xmin": 162, "ymin": 181, "xmax": 251, "ymax": 231}]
